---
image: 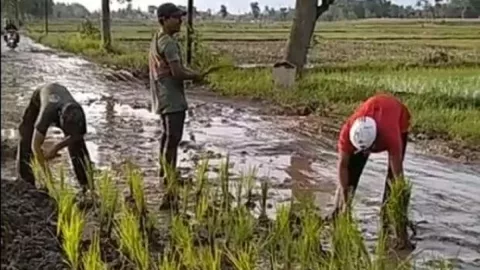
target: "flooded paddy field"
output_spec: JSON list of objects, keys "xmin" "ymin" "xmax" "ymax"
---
[{"xmin": 1, "ymin": 37, "xmax": 479, "ymax": 269}]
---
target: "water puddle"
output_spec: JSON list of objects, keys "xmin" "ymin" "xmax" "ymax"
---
[{"xmin": 2, "ymin": 37, "xmax": 479, "ymax": 268}]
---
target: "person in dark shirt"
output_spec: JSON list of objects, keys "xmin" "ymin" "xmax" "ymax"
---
[
  {"xmin": 16, "ymin": 83, "xmax": 93, "ymax": 192},
  {"xmin": 3, "ymin": 19, "xmax": 19, "ymax": 43}
]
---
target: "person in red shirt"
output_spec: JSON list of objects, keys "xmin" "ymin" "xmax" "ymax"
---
[{"xmin": 332, "ymin": 94, "xmax": 411, "ymax": 230}]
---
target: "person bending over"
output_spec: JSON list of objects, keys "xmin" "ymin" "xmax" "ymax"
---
[
  {"xmin": 332, "ymin": 93, "xmax": 412, "ymax": 247},
  {"xmin": 16, "ymin": 83, "xmax": 93, "ymax": 192}
]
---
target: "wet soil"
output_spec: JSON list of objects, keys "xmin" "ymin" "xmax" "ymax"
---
[
  {"xmin": 0, "ymin": 179, "xmax": 65, "ymax": 270},
  {"xmin": 2, "ymin": 37, "xmax": 480, "ymax": 269}
]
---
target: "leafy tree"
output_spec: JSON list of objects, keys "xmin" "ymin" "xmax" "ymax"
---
[
  {"xmin": 250, "ymin": 2, "xmax": 261, "ymax": 19},
  {"xmin": 220, "ymin": 4, "xmax": 228, "ymax": 18}
]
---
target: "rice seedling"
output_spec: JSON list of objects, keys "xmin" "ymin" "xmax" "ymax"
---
[
  {"xmin": 83, "ymin": 156, "xmax": 96, "ymax": 192},
  {"xmin": 97, "ymin": 170, "xmax": 119, "ymax": 236},
  {"xmin": 329, "ymin": 210, "xmax": 372, "ymax": 270},
  {"xmin": 244, "ymin": 167, "xmax": 258, "ymax": 209},
  {"xmin": 195, "ymin": 186, "xmax": 210, "ymax": 224},
  {"xmin": 194, "ymin": 157, "xmax": 209, "ymax": 206},
  {"xmin": 82, "ymin": 232, "xmax": 107, "ymax": 270},
  {"xmin": 60, "ymin": 198, "xmax": 86, "ymax": 270},
  {"xmin": 124, "ymin": 161, "xmax": 146, "ymax": 217},
  {"xmin": 236, "ymin": 172, "xmax": 245, "ymax": 208},
  {"xmin": 181, "ymin": 184, "xmax": 191, "ymax": 217},
  {"xmin": 225, "ymin": 243, "xmax": 259, "ymax": 270},
  {"xmin": 170, "ymin": 215, "xmax": 196, "ymax": 268},
  {"xmin": 56, "ymin": 188, "xmax": 77, "ymax": 237},
  {"xmin": 158, "ymin": 249, "xmax": 182, "ymax": 270},
  {"xmin": 31, "ymin": 157, "xmax": 57, "ymax": 199},
  {"xmin": 259, "ymin": 180, "xmax": 269, "ymax": 223},
  {"xmin": 160, "ymin": 156, "xmax": 181, "ymax": 212},
  {"xmin": 219, "ymin": 154, "xmax": 231, "ymax": 211},
  {"xmin": 196, "ymin": 244, "xmax": 222, "ymax": 270},
  {"xmin": 383, "ymin": 177, "xmax": 413, "ymax": 249},
  {"xmin": 295, "ymin": 204, "xmax": 323, "ymax": 269},
  {"xmin": 114, "ymin": 203, "xmax": 150, "ymax": 270},
  {"xmin": 225, "ymin": 205, "xmax": 256, "ymax": 250},
  {"xmin": 267, "ymin": 205, "xmax": 295, "ymax": 268}
]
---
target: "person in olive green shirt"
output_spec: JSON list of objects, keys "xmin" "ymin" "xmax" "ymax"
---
[
  {"xmin": 16, "ymin": 83, "xmax": 93, "ymax": 191},
  {"xmin": 149, "ymin": 3, "xmax": 204, "ymax": 183}
]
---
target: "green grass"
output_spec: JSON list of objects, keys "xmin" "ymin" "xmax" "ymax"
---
[
  {"xmin": 25, "ymin": 19, "xmax": 480, "ymax": 147},
  {"xmin": 208, "ymin": 67, "xmax": 480, "ymax": 144},
  {"xmin": 29, "ymin": 156, "xmax": 446, "ymax": 270}
]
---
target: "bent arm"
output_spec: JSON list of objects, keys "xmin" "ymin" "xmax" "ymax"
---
[
  {"xmin": 51, "ymin": 134, "xmax": 83, "ymax": 153},
  {"xmin": 163, "ymin": 41, "xmax": 201, "ymax": 81}
]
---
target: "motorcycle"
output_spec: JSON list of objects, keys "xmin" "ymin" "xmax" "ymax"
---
[{"xmin": 4, "ymin": 31, "xmax": 19, "ymax": 49}]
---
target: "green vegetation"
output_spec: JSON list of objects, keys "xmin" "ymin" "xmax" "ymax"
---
[
  {"xmin": 25, "ymin": 19, "xmax": 480, "ymax": 147},
  {"xmin": 30, "ymin": 156, "xmax": 440, "ymax": 270}
]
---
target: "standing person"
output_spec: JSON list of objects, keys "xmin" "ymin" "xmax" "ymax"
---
[
  {"xmin": 332, "ymin": 93, "xmax": 412, "ymax": 246},
  {"xmin": 16, "ymin": 83, "xmax": 93, "ymax": 192},
  {"xmin": 149, "ymin": 3, "xmax": 204, "ymax": 183}
]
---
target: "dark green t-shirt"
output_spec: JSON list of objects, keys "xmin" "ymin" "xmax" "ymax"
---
[
  {"xmin": 35, "ymin": 83, "xmax": 86, "ymax": 136},
  {"xmin": 149, "ymin": 31, "xmax": 187, "ymax": 115}
]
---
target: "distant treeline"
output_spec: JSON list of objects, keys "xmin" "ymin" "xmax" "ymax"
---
[{"xmin": 1, "ymin": 0, "xmax": 479, "ymax": 23}]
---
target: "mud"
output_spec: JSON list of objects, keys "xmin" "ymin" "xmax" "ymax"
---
[
  {"xmin": 2, "ymin": 37, "xmax": 480, "ymax": 269},
  {"xmin": 0, "ymin": 179, "xmax": 65, "ymax": 270}
]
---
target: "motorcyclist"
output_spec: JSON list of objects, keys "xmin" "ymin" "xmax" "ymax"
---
[{"xmin": 3, "ymin": 19, "xmax": 20, "ymax": 44}]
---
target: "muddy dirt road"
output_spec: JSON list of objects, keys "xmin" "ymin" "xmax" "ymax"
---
[{"xmin": 2, "ymin": 37, "xmax": 480, "ymax": 269}]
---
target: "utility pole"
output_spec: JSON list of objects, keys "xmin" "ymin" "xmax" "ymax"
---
[
  {"xmin": 186, "ymin": 0, "xmax": 193, "ymax": 65},
  {"xmin": 44, "ymin": 0, "xmax": 49, "ymax": 34}
]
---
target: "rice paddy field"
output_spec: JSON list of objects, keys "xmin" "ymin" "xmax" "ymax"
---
[{"xmin": 2, "ymin": 17, "xmax": 478, "ymax": 270}]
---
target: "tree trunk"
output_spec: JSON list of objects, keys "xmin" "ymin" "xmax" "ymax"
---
[
  {"xmin": 284, "ymin": 0, "xmax": 335, "ymax": 74},
  {"xmin": 101, "ymin": 0, "xmax": 112, "ymax": 51},
  {"xmin": 44, "ymin": 0, "xmax": 49, "ymax": 34}
]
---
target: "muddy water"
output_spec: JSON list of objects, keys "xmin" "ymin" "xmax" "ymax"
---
[{"xmin": 2, "ymin": 37, "xmax": 479, "ymax": 269}]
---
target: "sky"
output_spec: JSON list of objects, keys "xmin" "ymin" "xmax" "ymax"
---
[{"xmin": 61, "ymin": 0, "xmax": 417, "ymax": 14}]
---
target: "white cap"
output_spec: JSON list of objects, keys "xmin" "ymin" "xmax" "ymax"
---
[{"xmin": 349, "ymin": 116, "xmax": 377, "ymax": 153}]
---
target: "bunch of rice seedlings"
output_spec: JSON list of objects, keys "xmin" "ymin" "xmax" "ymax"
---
[
  {"xmin": 82, "ymin": 232, "xmax": 107, "ymax": 270},
  {"xmin": 114, "ymin": 204, "xmax": 150, "ymax": 270},
  {"xmin": 195, "ymin": 184, "xmax": 210, "ymax": 224},
  {"xmin": 384, "ymin": 177, "xmax": 413, "ymax": 249},
  {"xmin": 196, "ymin": 244, "xmax": 222, "ymax": 270},
  {"xmin": 194, "ymin": 157, "xmax": 209, "ymax": 206},
  {"xmin": 259, "ymin": 180, "xmax": 269, "ymax": 223},
  {"xmin": 219, "ymin": 154, "xmax": 231, "ymax": 211},
  {"xmin": 264, "ymin": 205, "xmax": 295, "ymax": 269},
  {"xmin": 170, "ymin": 215, "xmax": 196, "ymax": 268},
  {"xmin": 225, "ymin": 243, "xmax": 259, "ymax": 270},
  {"xmin": 124, "ymin": 161, "xmax": 146, "ymax": 217},
  {"xmin": 82, "ymin": 156, "xmax": 95, "ymax": 191},
  {"xmin": 181, "ymin": 184, "xmax": 191, "ymax": 217},
  {"xmin": 295, "ymin": 204, "xmax": 323, "ymax": 269},
  {"xmin": 329, "ymin": 211, "xmax": 371, "ymax": 270},
  {"xmin": 225, "ymin": 205, "xmax": 256, "ymax": 250},
  {"xmin": 30, "ymin": 157, "xmax": 57, "ymax": 199},
  {"xmin": 158, "ymin": 250, "xmax": 182, "ymax": 270},
  {"xmin": 60, "ymin": 194, "xmax": 86, "ymax": 270},
  {"xmin": 57, "ymin": 188, "xmax": 77, "ymax": 236},
  {"xmin": 160, "ymin": 156, "xmax": 181, "ymax": 211},
  {"xmin": 97, "ymin": 170, "xmax": 119, "ymax": 236},
  {"xmin": 244, "ymin": 167, "xmax": 257, "ymax": 209}
]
